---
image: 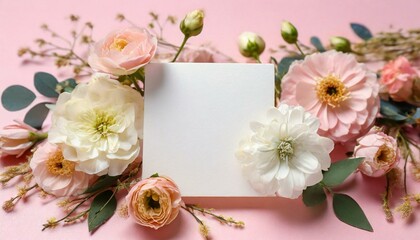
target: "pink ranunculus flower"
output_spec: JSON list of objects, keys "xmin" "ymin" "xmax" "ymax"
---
[
  {"xmin": 354, "ymin": 128, "xmax": 400, "ymax": 177},
  {"xmin": 30, "ymin": 142, "xmax": 92, "ymax": 197},
  {"xmin": 380, "ymin": 56, "xmax": 417, "ymax": 102},
  {"xmin": 0, "ymin": 120, "xmax": 40, "ymax": 157},
  {"xmin": 126, "ymin": 176, "xmax": 182, "ymax": 229},
  {"xmin": 281, "ymin": 50, "xmax": 380, "ymax": 143},
  {"xmin": 88, "ymin": 27, "xmax": 157, "ymax": 76}
]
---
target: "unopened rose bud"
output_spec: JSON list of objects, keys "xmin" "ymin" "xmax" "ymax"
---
[
  {"xmin": 281, "ymin": 21, "xmax": 298, "ymax": 44},
  {"xmin": 330, "ymin": 36, "xmax": 352, "ymax": 53},
  {"xmin": 180, "ymin": 10, "xmax": 204, "ymax": 37},
  {"xmin": 238, "ymin": 32, "xmax": 265, "ymax": 58},
  {"xmin": 354, "ymin": 128, "xmax": 400, "ymax": 177}
]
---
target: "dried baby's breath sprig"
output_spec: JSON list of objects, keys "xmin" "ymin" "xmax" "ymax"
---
[
  {"xmin": 117, "ymin": 202, "xmax": 129, "ymax": 218},
  {"xmin": 395, "ymin": 196, "xmax": 413, "ymax": 219},
  {"xmin": 2, "ymin": 184, "xmax": 38, "ymax": 212},
  {"xmin": 353, "ymin": 28, "xmax": 420, "ymax": 62},
  {"xmin": 18, "ymin": 15, "xmax": 94, "ymax": 77},
  {"xmin": 182, "ymin": 203, "xmax": 244, "ymax": 239},
  {"xmin": 0, "ymin": 162, "xmax": 31, "ymax": 185}
]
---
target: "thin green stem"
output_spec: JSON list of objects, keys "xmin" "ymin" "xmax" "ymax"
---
[
  {"xmin": 294, "ymin": 42, "xmax": 305, "ymax": 56},
  {"xmin": 171, "ymin": 36, "xmax": 189, "ymax": 62}
]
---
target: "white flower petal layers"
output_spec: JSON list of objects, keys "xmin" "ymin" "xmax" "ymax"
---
[
  {"xmin": 236, "ymin": 104, "xmax": 334, "ymax": 199},
  {"xmin": 48, "ymin": 73, "xmax": 143, "ymax": 176}
]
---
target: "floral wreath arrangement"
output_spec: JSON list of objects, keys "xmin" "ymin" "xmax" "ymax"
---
[{"xmin": 1, "ymin": 9, "xmax": 419, "ymax": 239}]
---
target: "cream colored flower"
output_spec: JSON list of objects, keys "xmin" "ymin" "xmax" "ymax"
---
[
  {"xmin": 48, "ymin": 73, "xmax": 143, "ymax": 176},
  {"xmin": 236, "ymin": 104, "xmax": 334, "ymax": 199}
]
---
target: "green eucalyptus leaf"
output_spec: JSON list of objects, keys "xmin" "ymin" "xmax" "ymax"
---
[
  {"xmin": 1, "ymin": 85, "xmax": 36, "ymax": 111},
  {"xmin": 310, "ymin": 36, "xmax": 325, "ymax": 52},
  {"xmin": 302, "ymin": 183, "xmax": 326, "ymax": 207},
  {"xmin": 23, "ymin": 102, "xmax": 51, "ymax": 130},
  {"xmin": 83, "ymin": 175, "xmax": 120, "ymax": 194},
  {"xmin": 322, "ymin": 157, "xmax": 363, "ymax": 187},
  {"xmin": 277, "ymin": 56, "xmax": 302, "ymax": 77},
  {"xmin": 57, "ymin": 78, "xmax": 77, "ymax": 93},
  {"xmin": 88, "ymin": 190, "xmax": 117, "ymax": 232},
  {"xmin": 350, "ymin": 23, "xmax": 373, "ymax": 41},
  {"xmin": 333, "ymin": 193, "xmax": 373, "ymax": 232},
  {"xmin": 34, "ymin": 72, "xmax": 59, "ymax": 98}
]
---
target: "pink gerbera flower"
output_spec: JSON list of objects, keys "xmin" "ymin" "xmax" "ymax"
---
[{"xmin": 280, "ymin": 50, "xmax": 380, "ymax": 143}]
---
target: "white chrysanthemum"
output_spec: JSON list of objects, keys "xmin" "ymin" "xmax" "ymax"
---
[
  {"xmin": 48, "ymin": 73, "xmax": 143, "ymax": 176},
  {"xmin": 236, "ymin": 104, "xmax": 334, "ymax": 199}
]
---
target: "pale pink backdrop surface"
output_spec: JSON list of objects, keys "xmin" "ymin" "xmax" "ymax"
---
[{"xmin": 1, "ymin": 0, "xmax": 420, "ymax": 239}]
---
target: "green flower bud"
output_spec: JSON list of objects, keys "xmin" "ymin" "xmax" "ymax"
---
[
  {"xmin": 281, "ymin": 21, "xmax": 298, "ymax": 44},
  {"xmin": 238, "ymin": 32, "xmax": 265, "ymax": 58},
  {"xmin": 180, "ymin": 10, "xmax": 204, "ymax": 37},
  {"xmin": 330, "ymin": 36, "xmax": 352, "ymax": 53}
]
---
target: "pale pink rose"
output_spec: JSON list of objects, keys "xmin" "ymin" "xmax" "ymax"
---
[
  {"xmin": 153, "ymin": 44, "xmax": 235, "ymax": 63},
  {"xmin": 281, "ymin": 50, "xmax": 380, "ymax": 143},
  {"xmin": 0, "ymin": 120, "xmax": 40, "ymax": 157},
  {"xmin": 88, "ymin": 27, "xmax": 157, "ymax": 76},
  {"xmin": 354, "ymin": 128, "xmax": 400, "ymax": 177},
  {"xmin": 30, "ymin": 142, "xmax": 92, "ymax": 197},
  {"xmin": 126, "ymin": 176, "xmax": 182, "ymax": 229},
  {"xmin": 380, "ymin": 56, "xmax": 417, "ymax": 102}
]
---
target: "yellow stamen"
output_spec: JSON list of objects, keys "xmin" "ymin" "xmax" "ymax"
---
[
  {"xmin": 46, "ymin": 150, "xmax": 75, "ymax": 177},
  {"xmin": 110, "ymin": 38, "xmax": 128, "ymax": 51},
  {"xmin": 316, "ymin": 75, "xmax": 349, "ymax": 107},
  {"xmin": 375, "ymin": 144, "xmax": 395, "ymax": 165}
]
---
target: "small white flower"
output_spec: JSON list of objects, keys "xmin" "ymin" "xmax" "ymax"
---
[
  {"xmin": 48, "ymin": 73, "xmax": 143, "ymax": 176},
  {"xmin": 236, "ymin": 104, "xmax": 334, "ymax": 199}
]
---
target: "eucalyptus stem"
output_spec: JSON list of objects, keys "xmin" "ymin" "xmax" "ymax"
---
[{"xmin": 171, "ymin": 36, "xmax": 189, "ymax": 62}]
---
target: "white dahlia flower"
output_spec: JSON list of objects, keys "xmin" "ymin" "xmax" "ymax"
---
[{"xmin": 236, "ymin": 104, "xmax": 334, "ymax": 199}]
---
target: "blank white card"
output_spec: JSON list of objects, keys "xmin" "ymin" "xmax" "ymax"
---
[{"xmin": 143, "ymin": 63, "xmax": 274, "ymax": 196}]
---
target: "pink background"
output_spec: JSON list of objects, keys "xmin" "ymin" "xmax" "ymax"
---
[{"xmin": 1, "ymin": 0, "xmax": 420, "ymax": 239}]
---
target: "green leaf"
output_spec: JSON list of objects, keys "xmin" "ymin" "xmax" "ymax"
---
[
  {"xmin": 34, "ymin": 72, "xmax": 59, "ymax": 98},
  {"xmin": 83, "ymin": 175, "xmax": 120, "ymax": 194},
  {"xmin": 333, "ymin": 193, "xmax": 373, "ymax": 232},
  {"xmin": 1, "ymin": 85, "xmax": 36, "ymax": 111},
  {"xmin": 277, "ymin": 56, "xmax": 302, "ymax": 77},
  {"xmin": 57, "ymin": 78, "xmax": 77, "ymax": 93},
  {"xmin": 310, "ymin": 36, "xmax": 325, "ymax": 52},
  {"xmin": 350, "ymin": 23, "xmax": 373, "ymax": 40},
  {"xmin": 322, "ymin": 157, "xmax": 363, "ymax": 187},
  {"xmin": 302, "ymin": 183, "xmax": 326, "ymax": 207},
  {"xmin": 380, "ymin": 99, "xmax": 417, "ymax": 122},
  {"xmin": 88, "ymin": 190, "xmax": 117, "ymax": 232},
  {"xmin": 23, "ymin": 102, "xmax": 51, "ymax": 130}
]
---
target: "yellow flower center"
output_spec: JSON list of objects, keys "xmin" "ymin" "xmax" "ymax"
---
[
  {"xmin": 375, "ymin": 144, "xmax": 395, "ymax": 165},
  {"xmin": 93, "ymin": 110, "xmax": 117, "ymax": 138},
  {"xmin": 46, "ymin": 150, "xmax": 75, "ymax": 176},
  {"xmin": 277, "ymin": 140, "xmax": 294, "ymax": 161},
  {"xmin": 143, "ymin": 190, "xmax": 161, "ymax": 210},
  {"xmin": 110, "ymin": 38, "xmax": 128, "ymax": 51},
  {"xmin": 316, "ymin": 75, "xmax": 349, "ymax": 108}
]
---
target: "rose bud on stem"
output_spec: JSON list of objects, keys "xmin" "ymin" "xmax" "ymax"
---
[
  {"xmin": 238, "ymin": 32, "xmax": 266, "ymax": 63},
  {"xmin": 330, "ymin": 36, "xmax": 352, "ymax": 53},
  {"xmin": 172, "ymin": 10, "xmax": 205, "ymax": 62},
  {"xmin": 281, "ymin": 21, "xmax": 304, "ymax": 55}
]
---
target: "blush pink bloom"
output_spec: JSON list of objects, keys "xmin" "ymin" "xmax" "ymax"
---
[
  {"xmin": 354, "ymin": 128, "xmax": 400, "ymax": 177},
  {"xmin": 30, "ymin": 142, "xmax": 92, "ymax": 197},
  {"xmin": 154, "ymin": 44, "xmax": 235, "ymax": 63},
  {"xmin": 126, "ymin": 176, "xmax": 182, "ymax": 229},
  {"xmin": 88, "ymin": 27, "xmax": 157, "ymax": 76},
  {"xmin": 380, "ymin": 56, "xmax": 417, "ymax": 102},
  {"xmin": 0, "ymin": 120, "xmax": 40, "ymax": 157},
  {"xmin": 281, "ymin": 50, "xmax": 380, "ymax": 143}
]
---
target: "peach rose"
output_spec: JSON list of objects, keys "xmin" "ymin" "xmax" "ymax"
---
[
  {"xmin": 126, "ymin": 176, "xmax": 182, "ymax": 229},
  {"xmin": 88, "ymin": 27, "xmax": 157, "ymax": 76},
  {"xmin": 380, "ymin": 56, "xmax": 417, "ymax": 102},
  {"xmin": 354, "ymin": 128, "xmax": 401, "ymax": 177}
]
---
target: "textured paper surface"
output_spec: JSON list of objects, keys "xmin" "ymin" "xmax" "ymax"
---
[{"xmin": 143, "ymin": 63, "xmax": 274, "ymax": 196}]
